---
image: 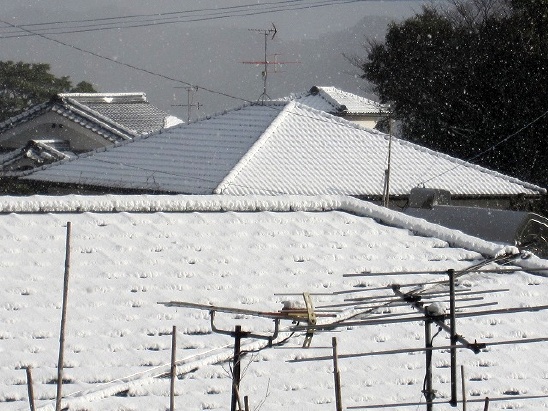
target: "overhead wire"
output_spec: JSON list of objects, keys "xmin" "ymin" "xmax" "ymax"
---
[
  {"xmin": 0, "ymin": 0, "xmax": 373, "ymax": 38},
  {"xmin": 417, "ymin": 107, "xmax": 548, "ymax": 187}
]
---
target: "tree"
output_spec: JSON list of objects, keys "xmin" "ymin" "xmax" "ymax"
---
[
  {"xmin": 357, "ymin": 0, "xmax": 548, "ymax": 188},
  {"xmin": 0, "ymin": 61, "xmax": 96, "ymax": 122}
]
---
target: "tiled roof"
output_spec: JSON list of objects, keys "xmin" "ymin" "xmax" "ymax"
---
[
  {"xmin": 0, "ymin": 93, "xmax": 182, "ymax": 145},
  {"xmin": 293, "ymin": 86, "xmax": 389, "ymax": 115},
  {"xmin": 59, "ymin": 93, "xmax": 183, "ymax": 135},
  {"xmin": 0, "ymin": 195, "xmax": 546, "ymax": 410},
  {"xmin": 23, "ymin": 101, "xmax": 545, "ymax": 196}
]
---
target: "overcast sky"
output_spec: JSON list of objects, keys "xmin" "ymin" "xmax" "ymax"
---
[{"xmin": 1, "ymin": 1, "xmax": 432, "ymax": 118}]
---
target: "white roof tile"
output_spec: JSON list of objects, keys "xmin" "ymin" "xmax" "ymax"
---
[
  {"xmin": 23, "ymin": 102, "xmax": 545, "ymax": 197},
  {"xmin": 0, "ymin": 195, "xmax": 546, "ymax": 410}
]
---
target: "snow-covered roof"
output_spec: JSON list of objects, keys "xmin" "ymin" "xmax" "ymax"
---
[
  {"xmin": 0, "ymin": 92, "xmax": 183, "ymax": 145},
  {"xmin": 58, "ymin": 93, "xmax": 183, "ymax": 135},
  {"xmin": 0, "ymin": 194, "xmax": 546, "ymax": 411},
  {"xmin": 293, "ymin": 86, "xmax": 390, "ymax": 115},
  {"xmin": 22, "ymin": 101, "xmax": 545, "ymax": 197}
]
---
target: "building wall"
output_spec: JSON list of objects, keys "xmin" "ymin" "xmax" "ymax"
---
[{"xmin": 0, "ymin": 112, "xmax": 118, "ymax": 153}]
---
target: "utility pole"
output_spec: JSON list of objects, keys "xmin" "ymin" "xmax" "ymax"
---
[{"xmin": 382, "ymin": 109, "xmax": 393, "ymax": 208}]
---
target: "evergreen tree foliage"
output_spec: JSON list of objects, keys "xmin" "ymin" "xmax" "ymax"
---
[
  {"xmin": 360, "ymin": 0, "xmax": 548, "ymax": 188},
  {"xmin": 0, "ymin": 61, "xmax": 96, "ymax": 122}
]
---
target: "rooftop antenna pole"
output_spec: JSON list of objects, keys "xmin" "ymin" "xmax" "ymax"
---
[
  {"xmin": 247, "ymin": 24, "xmax": 277, "ymax": 104},
  {"xmin": 172, "ymin": 86, "xmax": 200, "ymax": 123}
]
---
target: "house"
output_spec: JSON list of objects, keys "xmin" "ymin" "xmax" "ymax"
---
[
  {"xmin": 291, "ymin": 85, "xmax": 390, "ymax": 129},
  {"xmin": 0, "ymin": 92, "xmax": 182, "ymax": 172},
  {"xmin": 15, "ymin": 100, "xmax": 545, "ymax": 210},
  {"xmin": 0, "ymin": 194, "xmax": 546, "ymax": 410}
]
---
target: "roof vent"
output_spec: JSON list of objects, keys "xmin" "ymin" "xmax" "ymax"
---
[{"xmin": 408, "ymin": 188, "xmax": 451, "ymax": 209}]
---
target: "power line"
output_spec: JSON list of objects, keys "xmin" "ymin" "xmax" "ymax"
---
[
  {"xmin": 0, "ymin": 0, "xmax": 369, "ymax": 39},
  {"xmin": 418, "ymin": 108, "xmax": 548, "ymax": 186},
  {"xmin": 0, "ymin": 18, "xmax": 248, "ymax": 104}
]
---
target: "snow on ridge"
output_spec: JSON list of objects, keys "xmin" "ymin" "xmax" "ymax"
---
[
  {"xmin": 1, "ymin": 194, "xmax": 546, "ymax": 274},
  {"xmin": 0, "ymin": 194, "xmax": 343, "ymax": 213}
]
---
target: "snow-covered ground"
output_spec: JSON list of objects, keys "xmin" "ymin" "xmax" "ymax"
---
[{"xmin": 0, "ymin": 195, "xmax": 546, "ymax": 411}]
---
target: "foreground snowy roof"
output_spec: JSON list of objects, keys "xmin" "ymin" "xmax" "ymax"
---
[
  {"xmin": 22, "ymin": 101, "xmax": 545, "ymax": 197},
  {"xmin": 0, "ymin": 195, "xmax": 547, "ymax": 411}
]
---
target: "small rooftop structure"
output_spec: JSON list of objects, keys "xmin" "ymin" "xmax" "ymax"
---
[
  {"xmin": 292, "ymin": 85, "xmax": 390, "ymax": 128},
  {"xmin": 0, "ymin": 139, "xmax": 76, "ymax": 172}
]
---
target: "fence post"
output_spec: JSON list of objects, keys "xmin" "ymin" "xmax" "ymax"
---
[{"xmin": 55, "ymin": 222, "xmax": 72, "ymax": 411}]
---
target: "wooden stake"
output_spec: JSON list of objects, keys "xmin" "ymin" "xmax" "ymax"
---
[
  {"xmin": 26, "ymin": 367, "xmax": 35, "ymax": 411},
  {"xmin": 332, "ymin": 337, "xmax": 343, "ymax": 411},
  {"xmin": 461, "ymin": 365, "xmax": 467, "ymax": 411},
  {"xmin": 170, "ymin": 325, "xmax": 177, "ymax": 411},
  {"xmin": 55, "ymin": 222, "xmax": 71, "ymax": 411}
]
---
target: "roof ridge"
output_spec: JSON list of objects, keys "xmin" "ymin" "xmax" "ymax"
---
[
  {"xmin": 214, "ymin": 102, "xmax": 292, "ymax": 194},
  {"xmin": 58, "ymin": 92, "xmax": 147, "ymax": 103},
  {"xmin": 0, "ymin": 101, "xmax": 53, "ymax": 132},
  {"xmin": 61, "ymin": 96, "xmax": 140, "ymax": 137},
  {"xmin": 312, "ymin": 86, "xmax": 340, "ymax": 112}
]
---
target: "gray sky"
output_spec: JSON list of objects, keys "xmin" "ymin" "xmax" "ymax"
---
[{"xmin": 1, "ymin": 1, "xmax": 430, "ymax": 118}]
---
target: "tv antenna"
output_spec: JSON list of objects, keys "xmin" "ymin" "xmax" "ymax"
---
[
  {"xmin": 243, "ymin": 24, "xmax": 299, "ymax": 103},
  {"xmin": 172, "ymin": 86, "xmax": 201, "ymax": 123}
]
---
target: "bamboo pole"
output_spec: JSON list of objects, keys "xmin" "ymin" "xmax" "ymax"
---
[
  {"xmin": 170, "ymin": 325, "xmax": 177, "ymax": 411},
  {"xmin": 26, "ymin": 367, "xmax": 35, "ymax": 411},
  {"xmin": 332, "ymin": 337, "xmax": 343, "ymax": 411},
  {"xmin": 55, "ymin": 222, "xmax": 72, "ymax": 411}
]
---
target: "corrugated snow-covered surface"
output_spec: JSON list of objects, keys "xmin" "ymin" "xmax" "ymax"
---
[
  {"xmin": 0, "ymin": 195, "xmax": 547, "ymax": 411},
  {"xmin": 25, "ymin": 105, "xmax": 281, "ymax": 194},
  {"xmin": 24, "ymin": 102, "xmax": 544, "ymax": 196},
  {"xmin": 217, "ymin": 103, "xmax": 544, "ymax": 196}
]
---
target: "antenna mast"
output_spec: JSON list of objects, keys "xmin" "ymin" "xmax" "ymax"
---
[
  {"xmin": 245, "ymin": 24, "xmax": 277, "ymax": 103},
  {"xmin": 172, "ymin": 86, "xmax": 201, "ymax": 123}
]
